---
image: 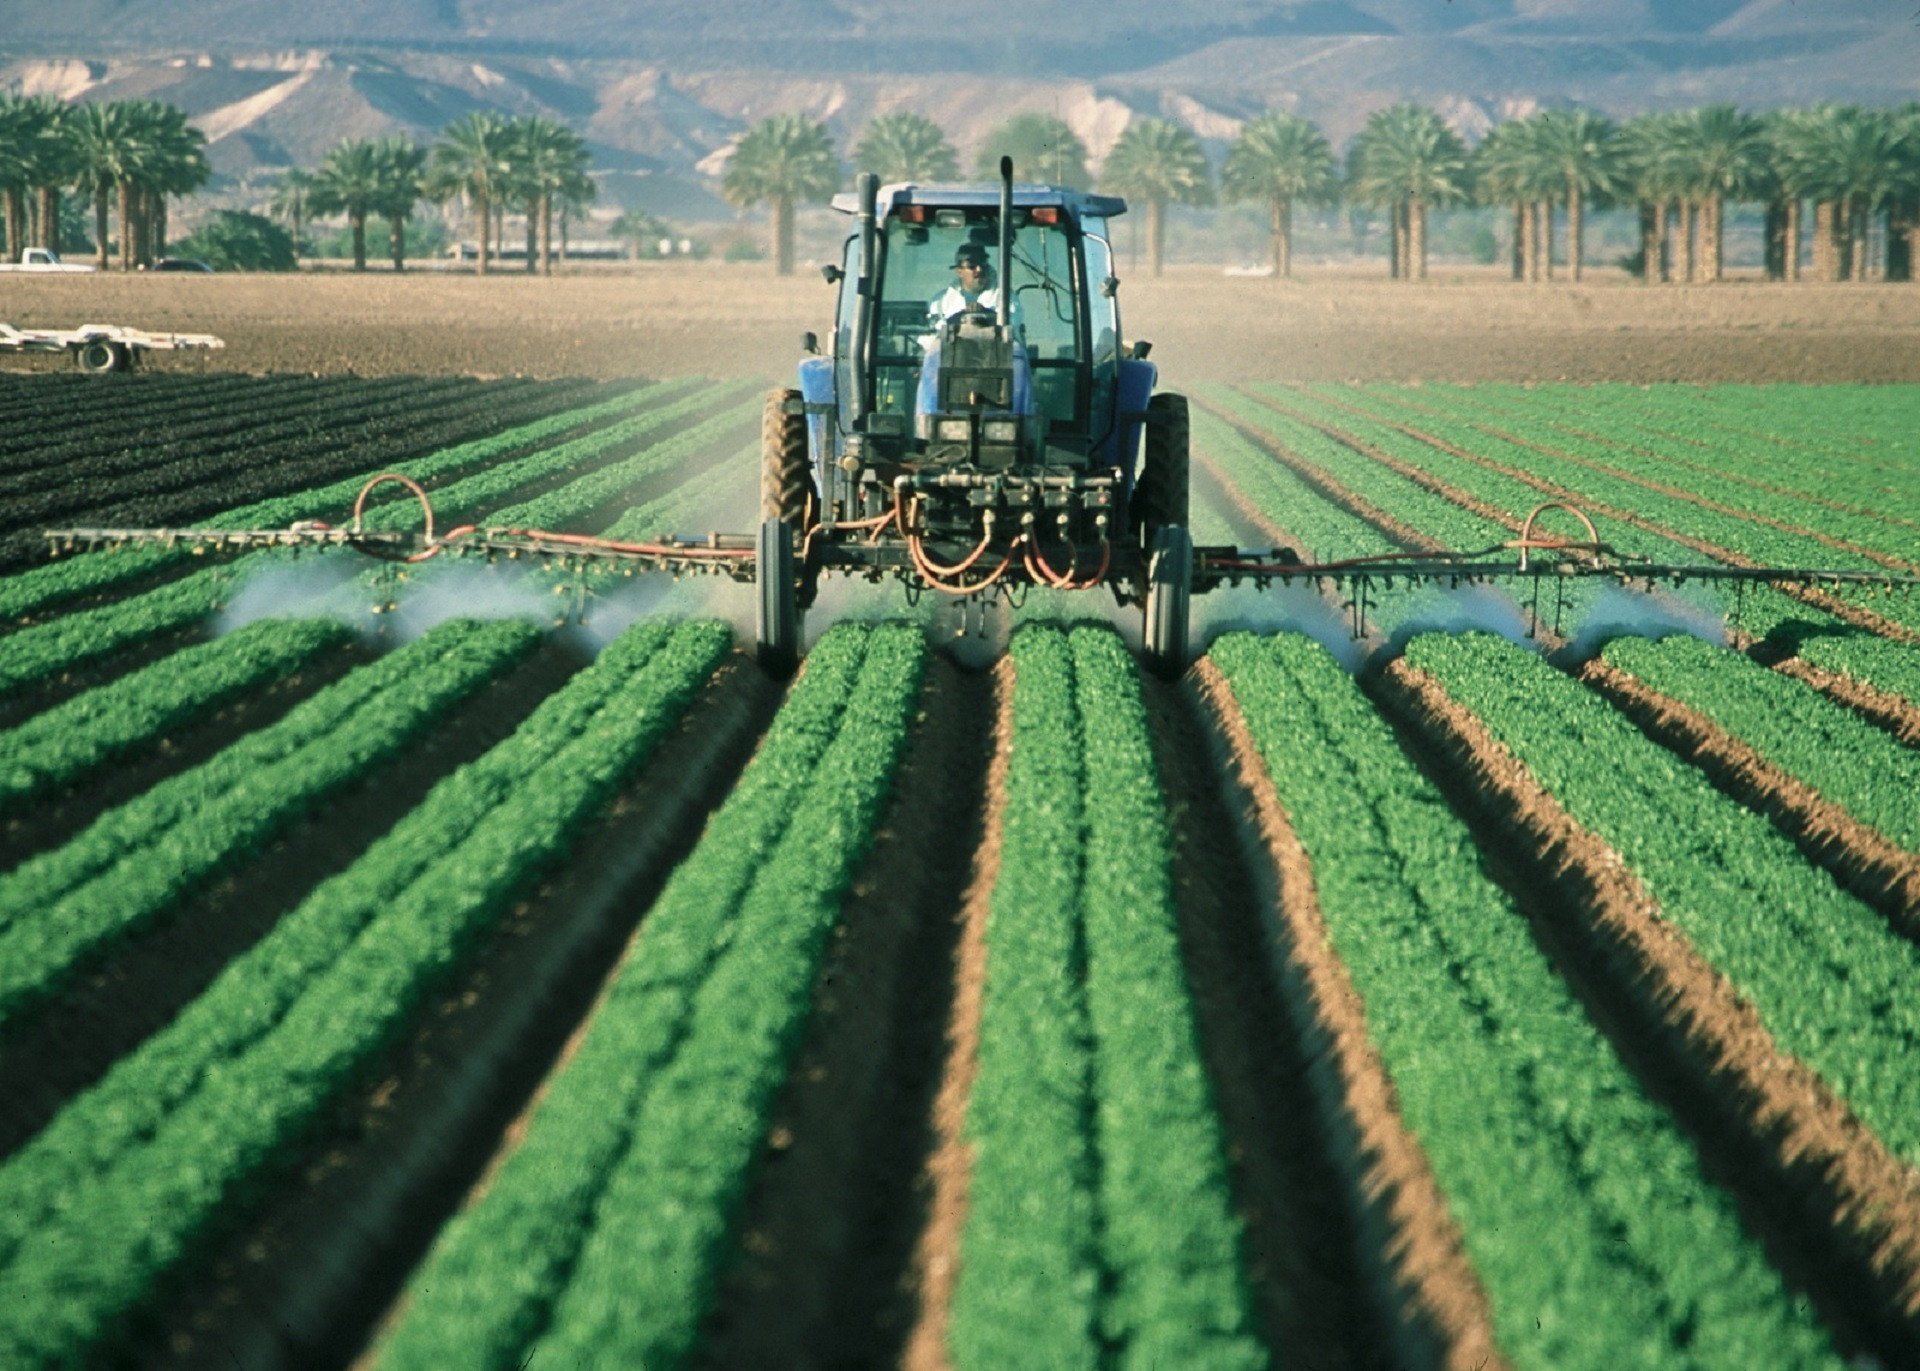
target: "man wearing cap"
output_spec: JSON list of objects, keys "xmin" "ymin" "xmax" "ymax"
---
[
  {"xmin": 927, "ymin": 242, "xmax": 1021, "ymax": 334},
  {"xmin": 915, "ymin": 239, "xmax": 1032, "ymax": 429}
]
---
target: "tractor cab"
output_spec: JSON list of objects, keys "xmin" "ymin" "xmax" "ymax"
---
[
  {"xmin": 757, "ymin": 163, "xmax": 1192, "ymax": 680},
  {"xmin": 797, "ymin": 174, "xmax": 1160, "ymax": 509}
]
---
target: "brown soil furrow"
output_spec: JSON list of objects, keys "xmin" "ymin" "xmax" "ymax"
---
[
  {"xmin": 1193, "ymin": 658, "xmax": 1509, "ymax": 1371},
  {"xmin": 1376, "ymin": 656, "xmax": 1920, "ymax": 1348},
  {"xmin": 1769, "ymin": 655, "xmax": 1920, "ymax": 748},
  {"xmin": 1142, "ymin": 670, "xmax": 1391, "ymax": 1369},
  {"xmin": 1252, "ymin": 388, "xmax": 1920, "ymax": 646},
  {"xmin": 1580, "ymin": 659, "xmax": 1920, "ymax": 937},
  {"xmin": 151, "ymin": 656, "xmax": 781, "ymax": 1371},
  {"xmin": 898, "ymin": 655, "xmax": 1011, "ymax": 1371},
  {"xmin": 1194, "ymin": 395, "xmax": 1441, "ymax": 554},
  {"xmin": 701, "ymin": 655, "xmax": 994, "ymax": 1371}
]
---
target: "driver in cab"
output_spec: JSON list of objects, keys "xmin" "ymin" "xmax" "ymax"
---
[
  {"xmin": 927, "ymin": 242, "xmax": 1021, "ymax": 336},
  {"xmin": 916, "ymin": 240, "xmax": 1031, "ymax": 427}
]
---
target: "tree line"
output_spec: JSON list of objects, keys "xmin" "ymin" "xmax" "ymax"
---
[
  {"xmin": 270, "ymin": 112, "xmax": 595, "ymax": 273},
  {"xmin": 0, "ymin": 94, "xmax": 210, "ymax": 269},
  {"xmin": 9, "ymin": 91, "xmax": 1918, "ymax": 282},
  {"xmin": 726, "ymin": 102, "xmax": 1920, "ymax": 283}
]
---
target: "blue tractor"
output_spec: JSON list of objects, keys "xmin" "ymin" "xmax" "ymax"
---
[{"xmin": 755, "ymin": 160, "xmax": 1194, "ymax": 676}]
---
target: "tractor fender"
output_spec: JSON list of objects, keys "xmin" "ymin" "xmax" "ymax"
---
[
  {"xmin": 798, "ymin": 355, "xmax": 835, "ymax": 482},
  {"xmin": 1113, "ymin": 357, "xmax": 1158, "ymax": 496}
]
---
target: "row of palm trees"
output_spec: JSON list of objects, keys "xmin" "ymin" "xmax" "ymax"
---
[
  {"xmin": 0, "ymin": 95, "xmax": 210, "ymax": 269},
  {"xmin": 723, "ymin": 102, "xmax": 1920, "ymax": 283},
  {"xmin": 273, "ymin": 112, "xmax": 593, "ymax": 272},
  {"xmin": 1357, "ymin": 102, "xmax": 1920, "ymax": 284}
]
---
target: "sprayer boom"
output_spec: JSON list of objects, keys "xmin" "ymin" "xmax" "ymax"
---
[{"xmin": 41, "ymin": 481, "xmax": 1919, "ymax": 655}]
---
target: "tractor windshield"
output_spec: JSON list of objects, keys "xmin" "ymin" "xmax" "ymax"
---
[{"xmin": 867, "ymin": 213, "xmax": 1092, "ymax": 439}]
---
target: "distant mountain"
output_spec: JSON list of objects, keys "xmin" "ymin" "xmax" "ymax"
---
[{"xmin": 3, "ymin": 1, "xmax": 1914, "ymax": 219}]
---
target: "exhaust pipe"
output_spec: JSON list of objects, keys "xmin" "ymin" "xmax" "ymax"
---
[
  {"xmin": 997, "ymin": 156, "xmax": 1013, "ymax": 332},
  {"xmin": 852, "ymin": 171, "xmax": 878, "ymax": 427}
]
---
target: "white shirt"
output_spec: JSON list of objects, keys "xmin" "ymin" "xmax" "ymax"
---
[{"xmin": 925, "ymin": 286, "xmax": 1022, "ymax": 344}]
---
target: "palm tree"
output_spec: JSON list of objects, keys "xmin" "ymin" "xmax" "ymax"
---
[
  {"xmin": 721, "ymin": 113, "xmax": 839, "ymax": 276},
  {"xmin": 0, "ymin": 96, "xmax": 39, "ymax": 261},
  {"xmin": 1668, "ymin": 104, "xmax": 1768, "ymax": 283},
  {"xmin": 370, "ymin": 136, "xmax": 426, "ymax": 271},
  {"xmin": 428, "ymin": 111, "xmax": 514, "ymax": 275},
  {"xmin": 973, "ymin": 112, "xmax": 1089, "ymax": 189},
  {"xmin": 854, "ymin": 111, "xmax": 960, "ymax": 182},
  {"xmin": 1759, "ymin": 110, "xmax": 1812, "ymax": 281},
  {"xmin": 309, "ymin": 138, "xmax": 382, "ymax": 270},
  {"xmin": 509, "ymin": 116, "xmax": 592, "ymax": 275},
  {"xmin": 21, "ymin": 98, "xmax": 75, "ymax": 254},
  {"xmin": 1221, "ymin": 112, "xmax": 1335, "ymax": 279},
  {"xmin": 1615, "ymin": 112, "xmax": 1686, "ymax": 284},
  {"xmin": 1891, "ymin": 103, "xmax": 1920, "ymax": 282},
  {"xmin": 1529, "ymin": 109, "xmax": 1616, "ymax": 283},
  {"xmin": 1101, "ymin": 118, "xmax": 1212, "ymax": 277},
  {"xmin": 269, "ymin": 167, "xmax": 315, "ymax": 261},
  {"xmin": 1347, "ymin": 104, "xmax": 1469, "ymax": 282},
  {"xmin": 67, "ymin": 101, "xmax": 134, "ymax": 269},
  {"xmin": 613, "ymin": 207, "xmax": 668, "ymax": 260},
  {"xmin": 1830, "ymin": 107, "xmax": 1911, "ymax": 282},
  {"xmin": 1474, "ymin": 118, "xmax": 1556, "ymax": 281},
  {"xmin": 132, "ymin": 102, "xmax": 209, "ymax": 264}
]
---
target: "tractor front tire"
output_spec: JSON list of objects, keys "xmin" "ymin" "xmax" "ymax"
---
[
  {"xmin": 1143, "ymin": 523, "xmax": 1193, "ymax": 680},
  {"xmin": 1130, "ymin": 392, "xmax": 1190, "ymax": 546},
  {"xmin": 756, "ymin": 517, "xmax": 801, "ymax": 677},
  {"xmin": 761, "ymin": 387, "xmax": 816, "ymax": 528}
]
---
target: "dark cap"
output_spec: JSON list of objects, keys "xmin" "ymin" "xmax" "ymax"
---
[{"xmin": 951, "ymin": 243, "xmax": 990, "ymax": 269}]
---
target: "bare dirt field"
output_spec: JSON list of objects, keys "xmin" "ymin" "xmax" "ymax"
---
[{"xmin": 4, "ymin": 262, "xmax": 1919, "ymax": 385}]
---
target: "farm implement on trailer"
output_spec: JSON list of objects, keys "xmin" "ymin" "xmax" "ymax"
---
[
  {"xmin": 39, "ymin": 164, "xmax": 1920, "ymax": 669},
  {"xmin": 1, "ymin": 321, "xmax": 225, "ymax": 373}
]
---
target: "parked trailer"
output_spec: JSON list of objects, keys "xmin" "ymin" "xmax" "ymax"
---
[{"xmin": 0, "ymin": 322, "xmax": 226, "ymax": 373}]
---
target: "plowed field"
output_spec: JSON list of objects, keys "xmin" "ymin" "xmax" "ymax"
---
[{"xmin": 2, "ymin": 371, "xmax": 1918, "ymax": 1370}]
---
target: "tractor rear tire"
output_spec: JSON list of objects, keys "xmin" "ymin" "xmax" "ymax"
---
[
  {"xmin": 761, "ymin": 387, "xmax": 816, "ymax": 527},
  {"xmin": 1143, "ymin": 523, "xmax": 1193, "ymax": 680},
  {"xmin": 757, "ymin": 516, "xmax": 801, "ymax": 678},
  {"xmin": 1131, "ymin": 392, "xmax": 1190, "ymax": 546}
]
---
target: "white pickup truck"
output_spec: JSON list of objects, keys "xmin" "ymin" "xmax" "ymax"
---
[{"xmin": 0, "ymin": 248, "xmax": 97, "ymax": 273}]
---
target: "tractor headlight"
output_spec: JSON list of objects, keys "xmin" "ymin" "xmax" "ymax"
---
[
  {"xmin": 936, "ymin": 418, "xmax": 971, "ymax": 442},
  {"xmin": 982, "ymin": 419, "xmax": 1019, "ymax": 445}
]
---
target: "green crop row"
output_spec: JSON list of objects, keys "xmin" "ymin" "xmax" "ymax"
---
[
  {"xmin": 1190, "ymin": 404, "xmax": 1396, "ymax": 559},
  {"xmin": 0, "ymin": 378, "xmax": 700, "ymax": 623},
  {"xmin": 952, "ymin": 624, "xmax": 1263, "ymax": 1371},
  {"xmin": 1304, "ymin": 385, "xmax": 1920, "ymax": 636},
  {"xmin": 0, "ymin": 617, "xmax": 731, "ymax": 1366},
  {"xmin": 1602, "ymin": 634, "xmax": 1920, "ymax": 853},
  {"xmin": 1396, "ymin": 385, "xmax": 1920, "ymax": 523},
  {"xmin": 376, "ymin": 621, "xmax": 924, "ymax": 1371},
  {"xmin": 1199, "ymin": 384, "xmax": 1503, "ymax": 553},
  {"xmin": 1236, "ymin": 384, "xmax": 1920, "ymax": 718},
  {"xmin": 474, "ymin": 394, "xmax": 761, "ymax": 531},
  {"xmin": 1345, "ymin": 384, "xmax": 1920, "ymax": 570},
  {"xmin": 1213, "ymin": 630, "xmax": 1839, "ymax": 1369},
  {"xmin": 1570, "ymin": 383, "xmax": 1920, "ymax": 473},
  {"xmin": 1405, "ymin": 632, "xmax": 1920, "ymax": 1168},
  {"xmin": 0, "ymin": 616, "xmax": 353, "ymax": 814},
  {"xmin": 372, "ymin": 380, "xmax": 754, "ymax": 533},
  {"xmin": 0, "ymin": 382, "xmax": 743, "ymax": 698},
  {"xmin": 0, "ymin": 618, "xmax": 539, "ymax": 1031}
]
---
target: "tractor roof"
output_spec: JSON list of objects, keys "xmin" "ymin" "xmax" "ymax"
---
[{"xmin": 830, "ymin": 182, "xmax": 1128, "ymax": 222}]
